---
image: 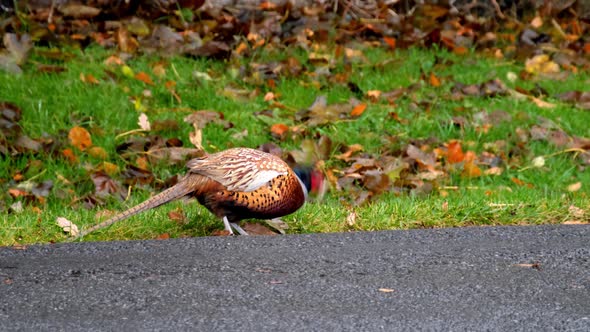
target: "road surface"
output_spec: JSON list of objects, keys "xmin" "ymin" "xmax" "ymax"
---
[{"xmin": 1, "ymin": 225, "xmax": 589, "ymax": 331}]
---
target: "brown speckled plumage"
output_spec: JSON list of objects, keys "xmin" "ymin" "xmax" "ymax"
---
[{"xmin": 74, "ymin": 148, "xmax": 308, "ymax": 239}]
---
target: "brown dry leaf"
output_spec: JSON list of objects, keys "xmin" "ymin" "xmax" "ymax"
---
[
  {"xmin": 87, "ymin": 146, "xmax": 108, "ymax": 159},
  {"xmin": 56, "ymin": 216, "xmax": 79, "ymax": 236},
  {"xmin": 152, "ymin": 63, "xmax": 166, "ymax": 78},
  {"xmin": 241, "ymin": 222, "xmax": 277, "ymax": 235},
  {"xmin": 68, "ymin": 126, "xmax": 92, "ymax": 151},
  {"xmin": 462, "ymin": 161, "xmax": 482, "ymax": 178},
  {"xmin": 147, "ymin": 147, "xmax": 204, "ymax": 164},
  {"xmin": 101, "ymin": 161, "xmax": 119, "ymax": 175},
  {"xmin": 121, "ymin": 165, "xmax": 155, "ymax": 186},
  {"xmin": 514, "ymin": 263, "xmax": 541, "ymax": 269},
  {"xmin": 91, "ymin": 171, "xmax": 125, "ymax": 200},
  {"xmin": 346, "ymin": 211, "xmax": 357, "ymax": 227},
  {"xmin": 265, "ymin": 218, "xmax": 289, "ymax": 234},
  {"xmin": 568, "ymin": 205, "xmax": 585, "ymax": 219},
  {"xmin": 407, "ymin": 145, "xmax": 436, "ymax": 168},
  {"xmin": 335, "ymin": 144, "xmax": 363, "ymax": 161},
  {"xmin": 556, "ymin": 91, "xmax": 590, "ymax": 110},
  {"xmin": 0, "ymin": 102, "xmax": 22, "ymax": 137},
  {"xmin": 363, "ymin": 170, "xmax": 390, "ymax": 195},
  {"xmin": 58, "ymin": 4, "xmax": 101, "ymax": 18},
  {"xmin": 1, "ymin": 33, "xmax": 32, "ymax": 74}
]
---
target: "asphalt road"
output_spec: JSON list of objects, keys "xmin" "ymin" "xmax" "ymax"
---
[{"xmin": 1, "ymin": 225, "xmax": 589, "ymax": 331}]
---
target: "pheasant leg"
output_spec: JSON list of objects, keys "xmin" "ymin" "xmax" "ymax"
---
[
  {"xmin": 222, "ymin": 216, "xmax": 234, "ymax": 235},
  {"xmin": 230, "ymin": 222, "xmax": 249, "ymax": 236}
]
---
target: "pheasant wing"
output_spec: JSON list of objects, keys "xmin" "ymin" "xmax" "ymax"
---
[{"xmin": 186, "ymin": 148, "xmax": 289, "ymax": 192}]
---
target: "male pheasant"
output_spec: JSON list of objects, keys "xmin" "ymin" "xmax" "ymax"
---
[{"xmin": 74, "ymin": 147, "xmax": 323, "ymax": 239}]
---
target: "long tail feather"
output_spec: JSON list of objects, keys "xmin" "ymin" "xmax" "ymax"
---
[{"xmin": 72, "ymin": 179, "xmax": 196, "ymax": 240}]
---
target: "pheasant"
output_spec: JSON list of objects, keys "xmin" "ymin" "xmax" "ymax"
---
[{"xmin": 74, "ymin": 147, "xmax": 323, "ymax": 239}]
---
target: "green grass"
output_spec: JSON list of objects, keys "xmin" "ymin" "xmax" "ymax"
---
[{"xmin": 1, "ymin": 45, "xmax": 589, "ymax": 245}]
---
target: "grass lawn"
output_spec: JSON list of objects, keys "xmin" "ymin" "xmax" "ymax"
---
[{"xmin": 1, "ymin": 44, "xmax": 589, "ymax": 245}]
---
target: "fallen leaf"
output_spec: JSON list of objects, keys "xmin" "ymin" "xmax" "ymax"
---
[
  {"xmin": 135, "ymin": 71, "xmax": 154, "ymax": 85},
  {"xmin": 58, "ymin": 4, "xmax": 101, "ymax": 18},
  {"xmin": 87, "ymin": 146, "xmax": 108, "ymax": 159},
  {"xmin": 350, "ymin": 103, "xmax": 367, "ymax": 117},
  {"xmin": 155, "ymin": 233, "xmax": 170, "ymax": 240},
  {"xmin": 525, "ymin": 54, "xmax": 559, "ymax": 75},
  {"xmin": 568, "ymin": 205, "xmax": 585, "ymax": 219},
  {"xmin": 61, "ymin": 148, "xmax": 78, "ymax": 163},
  {"xmin": 265, "ymin": 218, "xmax": 289, "ymax": 234},
  {"xmin": 56, "ymin": 217, "xmax": 79, "ymax": 236},
  {"xmin": 346, "ymin": 211, "xmax": 357, "ymax": 226},
  {"xmin": 138, "ymin": 113, "xmax": 151, "ymax": 131},
  {"xmin": 462, "ymin": 161, "xmax": 482, "ymax": 177},
  {"xmin": 68, "ymin": 126, "xmax": 92, "ymax": 151},
  {"xmin": 446, "ymin": 141, "xmax": 464, "ymax": 163},
  {"xmin": 241, "ymin": 222, "xmax": 277, "ymax": 235},
  {"xmin": 532, "ymin": 156, "xmax": 545, "ymax": 168},
  {"xmin": 567, "ymin": 182, "xmax": 582, "ymax": 192},
  {"xmin": 383, "ymin": 37, "xmax": 396, "ymax": 49},
  {"xmin": 429, "ymin": 72, "xmax": 441, "ymax": 87},
  {"xmin": 270, "ymin": 123, "xmax": 289, "ymax": 139}
]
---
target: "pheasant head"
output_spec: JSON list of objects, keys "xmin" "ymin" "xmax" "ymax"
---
[{"xmin": 293, "ymin": 165, "xmax": 326, "ymax": 200}]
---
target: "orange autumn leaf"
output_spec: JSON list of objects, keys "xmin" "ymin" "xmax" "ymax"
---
[
  {"xmin": 447, "ymin": 141, "xmax": 464, "ymax": 163},
  {"xmin": 136, "ymin": 156, "xmax": 150, "ymax": 170},
  {"xmin": 462, "ymin": 161, "xmax": 482, "ymax": 177},
  {"xmin": 101, "ymin": 161, "xmax": 119, "ymax": 175},
  {"xmin": 270, "ymin": 123, "xmax": 289, "ymax": 139},
  {"xmin": 259, "ymin": 1, "xmax": 277, "ymax": 10},
  {"xmin": 351, "ymin": 103, "xmax": 367, "ymax": 117},
  {"xmin": 8, "ymin": 188, "xmax": 28, "ymax": 198},
  {"xmin": 152, "ymin": 63, "xmax": 166, "ymax": 77},
  {"xmin": 235, "ymin": 42, "xmax": 248, "ymax": 55},
  {"xmin": 463, "ymin": 150, "xmax": 477, "ymax": 163},
  {"xmin": 383, "ymin": 36, "xmax": 396, "ymax": 49},
  {"xmin": 429, "ymin": 72, "xmax": 441, "ymax": 87},
  {"xmin": 511, "ymin": 177, "xmax": 525, "ymax": 186},
  {"xmin": 104, "ymin": 55, "xmax": 125, "ymax": 66},
  {"xmin": 68, "ymin": 126, "xmax": 92, "ymax": 151},
  {"xmin": 87, "ymin": 146, "xmax": 108, "ymax": 159},
  {"xmin": 61, "ymin": 148, "xmax": 78, "ymax": 163},
  {"xmin": 453, "ymin": 46, "xmax": 468, "ymax": 55},
  {"xmin": 80, "ymin": 73, "xmax": 99, "ymax": 84},
  {"xmin": 135, "ymin": 71, "xmax": 154, "ymax": 85},
  {"xmin": 156, "ymin": 233, "xmax": 170, "ymax": 240}
]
